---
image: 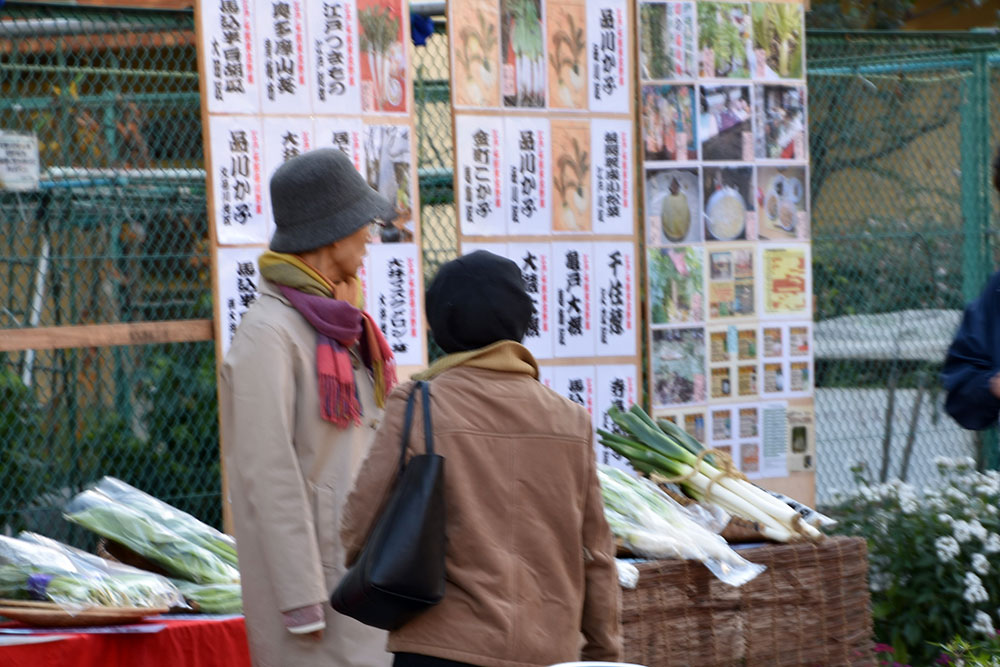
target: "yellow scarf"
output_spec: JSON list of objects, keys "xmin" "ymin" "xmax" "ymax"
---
[
  {"xmin": 258, "ymin": 250, "xmax": 364, "ymax": 307},
  {"xmin": 413, "ymin": 340, "xmax": 539, "ymax": 381}
]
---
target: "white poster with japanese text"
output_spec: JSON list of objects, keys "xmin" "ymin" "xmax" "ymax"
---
[
  {"xmin": 456, "ymin": 114, "xmax": 506, "ymax": 237},
  {"xmin": 553, "ymin": 242, "xmax": 595, "ymax": 358},
  {"xmin": 596, "ymin": 364, "xmax": 638, "ymax": 470},
  {"xmin": 554, "ymin": 365, "xmax": 597, "ymax": 418},
  {"xmin": 217, "ymin": 245, "xmax": 264, "ymax": 357},
  {"xmin": 257, "ymin": 0, "xmax": 311, "ymax": 115},
  {"xmin": 200, "ymin": 0, "xmax": 259, "ymax": 114},
  {"xmin": 504, "ymin": 116, "xmax": 551, "ymax": 236},
  {"xmin": 508, "ymin": 242, "xmax": 554, "ymax": 360},
  {"xmin": 367, "ymin": 243, "xmax": 424, "ymax": 367},
  {"xmin": 306, "ymin": 0, "xmax": 362, "ymax": 114},
  {"xmin": 591, "ymin": 119, "xmax": 634, "ymax": 235},
  {"xmin": 209, "ymin": 115, "xmax": 267, "ymax": 245},
  {"xmin": 262, "ymin": 116, "xmax": 313, "ymax": 239},
  {"xmin": 594, "ymin": 241, "xmax": 636, "ymax": 357},
  {"xmin": 313, "ymin": 116, "xmax": 365, "ymax": 175},
  {"xmin": 587, "ymin": 0, "xmax": 629, "ymax": 113}
]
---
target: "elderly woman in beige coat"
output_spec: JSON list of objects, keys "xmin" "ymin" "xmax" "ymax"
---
[{"xmin": 220, "ymin": 149, "xmax": 398, "ymax": 667}]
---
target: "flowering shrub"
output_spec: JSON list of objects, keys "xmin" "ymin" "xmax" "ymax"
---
[{"xmin": 829, "ymin": 458, "xmax": 1000, "ymax": 664}]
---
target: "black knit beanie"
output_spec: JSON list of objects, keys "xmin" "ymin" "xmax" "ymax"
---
[{"xmin": 426, "ymin": 250, "xmax": 534, "ymax": 353}]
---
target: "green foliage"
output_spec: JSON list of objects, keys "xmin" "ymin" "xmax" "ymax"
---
[
  {"xmin": 829, "ymin": 459, "xmax": 1000, "ymax": 664},
  {"xmin": 0, "ymin": 367, "xmax": 47, "ymax": 529}
]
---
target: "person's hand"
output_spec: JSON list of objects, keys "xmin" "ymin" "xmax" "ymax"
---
[{"xmin": 990, "ymin": 372, "xmax": 1000, "ymax": 400}]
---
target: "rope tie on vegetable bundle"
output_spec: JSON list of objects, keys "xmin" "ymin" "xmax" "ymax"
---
[{"xmin": 655, "ymin": 448, "xmax": 812, "ymax": 540}]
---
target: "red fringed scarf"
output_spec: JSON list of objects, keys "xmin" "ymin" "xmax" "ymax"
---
[{"xmin": 278, "ymin": 285, "xmax": 397, "ymax": 427}]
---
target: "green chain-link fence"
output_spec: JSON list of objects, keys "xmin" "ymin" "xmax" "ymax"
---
[
  {"xmin": 4, "ymin": 2, "xmax": 1000, "ymax": 537},
  {"xmin": 807, "ymin": 31, "xmax": 1000, "ymax": 501}
]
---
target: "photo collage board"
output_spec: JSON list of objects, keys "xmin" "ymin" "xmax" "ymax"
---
[
  {"xmin": 449, "ymin": 0, "xmax": 641, "ymax": 469},
  {"xmin": 640, "ymin": 0, "xmax": 813, "ymax": 479},
  {"xmin": 197, "ymin": 0, "xmax": 426, "ymax": 368}
]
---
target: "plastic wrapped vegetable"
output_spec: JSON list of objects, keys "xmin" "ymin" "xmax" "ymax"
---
[
  {"xmin": 598, "ymin": 466, "xmax": 765, "ymax": 587},
  {"xmin": 92, "ymin": 477, "xmax": 238, "ymax": 567},
  {"xmin": 173, "ymin": 580, "xmax": 243, "ymax": 615},
  {"xmin": 64, "ymin": 489, "xmax": 239, "ymax": 585},
  {"xmin": 18, "ymin": 532, "xmax": 186, "ymax": 609},
  {"xmin": 0, "ymin": 564, "xmax": 129, "ymax": 608}
]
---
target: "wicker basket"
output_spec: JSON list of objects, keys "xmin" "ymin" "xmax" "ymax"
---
[{"xmin": 621, "ymin": 536, "xmax": 874, "ymax": 667}]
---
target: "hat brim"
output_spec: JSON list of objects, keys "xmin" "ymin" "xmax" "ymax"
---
[{"xmin": 269, "ymin": 188, "xmax": 398, "ymax": 254}]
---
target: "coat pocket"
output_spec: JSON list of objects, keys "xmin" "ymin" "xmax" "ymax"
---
[{"xmin": 312, "ymin": 485, "xmax": 342, "ymax": 570}]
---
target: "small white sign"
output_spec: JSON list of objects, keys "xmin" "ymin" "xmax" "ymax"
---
[
  {"xmin": 508, "ymin": 242, "xmax": 554, "ymax": 360},
  {"xmin": 0, "ymin": 131, "xmax": 39, "ymax": 192},
  {"xmin": 306, "ymin": 0, "xmax": 362, "ymax": 114},
  {"xmin": 217, "ymin": 245, "xmax": 265, "ymax": 358},
  {"xmin": 257, "ymin": 0, "xmax": 312, "ymax": 115},
  {"xmin": 456, "ymin": 115, "xmax": 506, "ymax": 236},
  {"xmin": 209, "ymin": 116, "xmax": 267, "ymax": 245},
  {"xmin": 587, "ymin": 0, "xmax": 630, "ymax": 113},
  {"xmin": 594, "ymin": 241, "xmax": 636, "ymax": 357},
  {"xmin": 200, "ymin": 0, "xmax": 260, "ymax": 114},
  {"xmin": 553, "ymin": 242, "xmax": 595, "ymax": 359},
  {"xmin": 367, "ymin": 243, "xmax": 424, "ymax": 367}
]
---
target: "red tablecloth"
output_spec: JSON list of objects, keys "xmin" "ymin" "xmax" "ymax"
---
[{"xmin": 0, "ymin": 616, "xmax": 252, "ymax": 667}]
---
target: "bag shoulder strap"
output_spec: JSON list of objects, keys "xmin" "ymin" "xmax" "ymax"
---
[{"xmin": 397, "ymin": 381, "xmax": 434, "ymax": 474}]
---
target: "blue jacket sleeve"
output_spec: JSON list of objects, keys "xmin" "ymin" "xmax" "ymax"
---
[{"xmin": 942, "ymin": 271, "xmax": 1000, "ymax": 430}]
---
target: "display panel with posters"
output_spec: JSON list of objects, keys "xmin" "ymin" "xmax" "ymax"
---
[
  {"xmin": 449, "ymin": 0, "xmax": 639, "ymax": 465},
  {"xmin": 639, "ymin": 0, "xmax": 814, "ymax": 495},
  {"xmin": 195, "ymin": 0, "xmax": 427, "ymax": 522},
  {"xmin": 197, "ymin": 0, "xmax": 425, "ymax": 372}
]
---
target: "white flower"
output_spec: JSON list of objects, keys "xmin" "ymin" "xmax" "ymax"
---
[
  {"xmin": 935, "ymin": 456, "xmax": 954, "ymax": 470},
  {"xmin": 964, "ymin": 572, "xmax": 989, "ymax": 603},
  {"xmin": 955, "ymin": 520, "xmax": 974, "ymax": 543},
  {"xmin": 973, "ymin": 553, "xmax": 991, "ymax": 575},
  {"xmin": 936, "ymin": 535, "xmax": 961, "ymax": 562},
  {"xmin": 939, "ymin": 513, "xmax": 955, "ymax": 525},
  {"xmin": 946, "ymin": 488, "xmax": 970, "ymax": 504},
  {"xmin": 900, "ymin": 497, "xmax": 919, "ymax": 514},
  {"xmin": 984, "ymin": 533, "xmax": 1000, "ymax": 554},
  {"xmin": 973, "ymin": 610, "xmax": 995, "ymax": 636},
  {"xmin": 869, "ymin": 570, "xmax": 891, "ymax": 592},
  {"xmin": 971, "ymin": 520, "xmax": 989, "ymax": 541}
]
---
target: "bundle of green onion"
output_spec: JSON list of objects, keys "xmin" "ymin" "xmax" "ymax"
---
[
  {"xmin": 173, "ymin": 581, "xmax": 243, "ymax": 615},
  {"xmin": 599, "ymin": 405, "xmax": 823, "ymax": 543}
]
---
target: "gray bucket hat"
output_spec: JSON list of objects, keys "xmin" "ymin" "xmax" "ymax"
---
[{"xmin": 268, "ymin": 148, "xmax": 397, "ymax": 254}]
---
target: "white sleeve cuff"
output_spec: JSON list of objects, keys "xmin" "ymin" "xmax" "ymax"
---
[{"xmin": 287, "ymin": 620, "xmax": 326, "ymax": 635}]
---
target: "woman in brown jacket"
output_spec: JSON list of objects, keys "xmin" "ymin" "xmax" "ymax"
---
[{"xmin": 341, "ymin": 251, "xmax": 622, "ymax": 667}]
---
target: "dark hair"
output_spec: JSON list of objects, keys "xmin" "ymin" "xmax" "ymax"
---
[{"xmin": 994, "ymin": 147, "xmax": 1000, "ymax": 194}]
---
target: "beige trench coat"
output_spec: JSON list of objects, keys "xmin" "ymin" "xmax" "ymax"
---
[{"xmin": 220, "ymin": 279, "xmax": 391, "ymax": 667}]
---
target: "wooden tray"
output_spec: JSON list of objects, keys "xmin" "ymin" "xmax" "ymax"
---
[{"xmin": 0, "ymin": 599, "xmax": 168, "ymax": 627}]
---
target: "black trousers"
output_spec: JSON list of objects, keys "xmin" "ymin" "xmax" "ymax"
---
[{"xmin": 393, "ymin": 652, "xmax": 478, "ymax": 667}]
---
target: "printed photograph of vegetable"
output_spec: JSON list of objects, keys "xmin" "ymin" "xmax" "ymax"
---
[
  {"xmin": 648, "ymin": 246, "xmax": 704, "ymax": 325},
  {"xmin": 453, "ymin": 0, "xmax": 501, "ymax": 107},
  {"xmin": 757, "ymin": 165, "xmax": 807, "ymax": 240},
  {"xmin": 699, "ymin": 85, "xmax": 752, "ymax": 161},
  {"xmin": 547, "ymin": 0, "xmax": 587, "ymax": 109},
  {"xmin": 642, "ymin": 85, "xmax": 697, "ymax": 161},
  {"xmin": 359, "ymin": 0, "xmax": 406, "ymax": 113},
  {"xmin": 364, "ymin": 124, "xmax": 414, "ymax": 240},
  {"xmin": 551, "ymin": 120, "xmax": 591, "ymax": 231},
  {"xmin": 697, "ymin": 2, "xmax": 752, "ymax": 79},
  {"xmin": 639, "ymin": 1, "xmax": 696, "ymax": 81},
  {"xmin": 501, "ymin": 0, "xmax": 546, "ymax": 108},
  {"xmin": 651, "ymin": 326, "xmax": 706, "ymax": 407},
  {"xmin": 703, "ymin": 166, "xmax": 754, "ymax": 242},
  {"xmin": 751, "ymin": 2, "xmax": 804, "ymax": 80},
  {"xmin": 598, "ymin": 404, "xmax": 828, "ymax": 543},
  {"xmin": 646, "ymin": 167, "xmax": 701, "ymax": 245},
  {"xmin": 755, "ymin": 84, "xmax": 806, "ymax": 160}
]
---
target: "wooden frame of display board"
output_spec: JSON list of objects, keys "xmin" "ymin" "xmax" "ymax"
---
[
  {"xmin": 448, "ymin": 0, "xmax": 643, "ymax": 470},
  {"xmin": 636, "ymin": 0, "xmax": 814, "ymax": 505},
  {"xmin": 194, "ymin": 0, "xmax": 427, "ymax": 531}
]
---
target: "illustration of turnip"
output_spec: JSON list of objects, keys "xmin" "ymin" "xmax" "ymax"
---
[
  {"xmin": 553, "ymin": 137, "xmax": 590, "ymax": 230},
  {"xmin": 552, "ymin": 13, "xmax": 586, "ymax": 107}
]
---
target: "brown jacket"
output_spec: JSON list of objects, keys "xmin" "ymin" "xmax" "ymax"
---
[
  {"xmin": 341, "ymin": 352, "xmax": 622, "ymax": 667},
  {"xmin": 220, "ymin": 279, "xmax": 391, "ymax": 667}
]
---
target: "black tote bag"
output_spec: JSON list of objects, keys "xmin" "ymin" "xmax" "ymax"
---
[{"xmin": 331, "ymin": 381, "xmax": 446, "ymax": 630}]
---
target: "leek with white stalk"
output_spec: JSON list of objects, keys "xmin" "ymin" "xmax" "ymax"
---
[
  {"xmin": 599, "ymin": 466, "xmax": 764, "ymax": 587},
  {"xmin": 599, "ymin": 405, "xmax": 823, "ymax": 543}
]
